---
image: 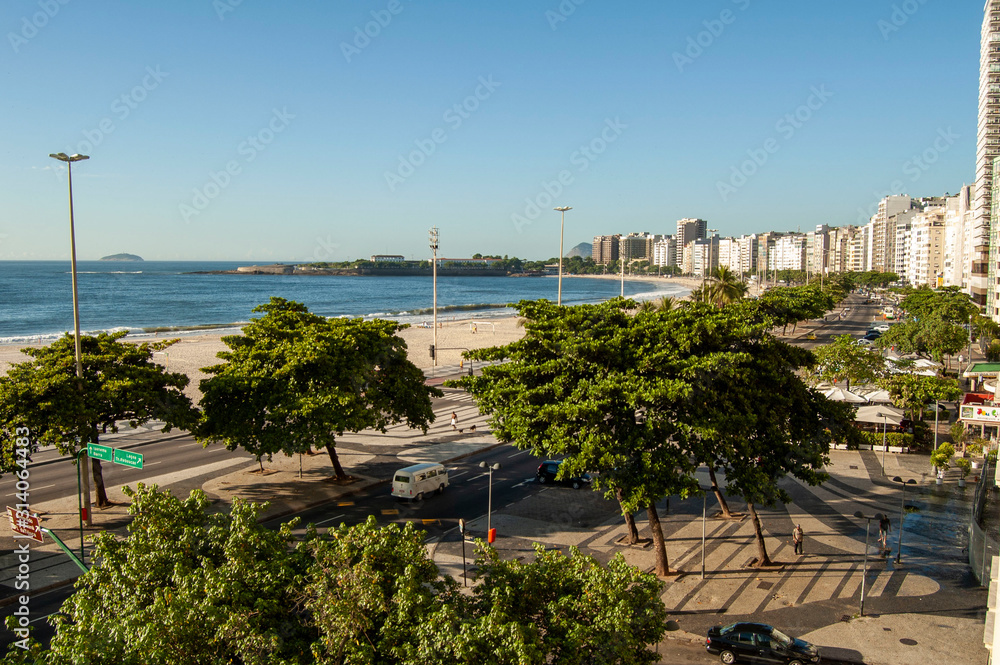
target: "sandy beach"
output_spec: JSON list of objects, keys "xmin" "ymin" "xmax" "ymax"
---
[
  {"xmin": 0, "ymin": 318, "xmax": 524, "ymax": 401},
  {"xmin": 0, "ymin": 275, "xmax": 700, "ymax": 402}
]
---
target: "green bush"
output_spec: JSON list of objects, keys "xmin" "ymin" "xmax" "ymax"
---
[
  {"xmin": 931, "ymin": 442, "xmax": 956, "ymax": 472},
  {"xmin": 857, "ymin": 431, "xmax": 914, "ymax": 449}
]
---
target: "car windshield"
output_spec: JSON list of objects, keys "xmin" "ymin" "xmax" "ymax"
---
[{"xmin": 770, "ymin": 628, "xmax": 792, "ymax": 646}]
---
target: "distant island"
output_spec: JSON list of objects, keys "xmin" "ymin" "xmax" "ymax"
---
[{"xmin": 100, "ymin": 253, "xmax": 144, "ymax": 262}]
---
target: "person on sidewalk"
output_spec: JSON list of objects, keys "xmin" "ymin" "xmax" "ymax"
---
[
  {"xmin": 792, "ymin": 524, "xmax": 804, "ymax": 555},
  {"xmin": 450, "ymin": 412, "xmax": 458, "ymax": 430},
  {"xmin": 878, "ymin": 515, "xmax": 890, "ymax": 554}
]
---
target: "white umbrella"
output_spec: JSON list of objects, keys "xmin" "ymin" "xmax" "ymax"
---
[
  {"xmin": 855, "ymin": 405, "xmax": 905, "ymax": 425},
  {"xmin": 821, "ymin": 386, "xmax": 868, "ymax": 403}
]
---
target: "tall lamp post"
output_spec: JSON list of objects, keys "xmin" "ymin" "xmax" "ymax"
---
[
  {"xmin": 554, "ymin": 207, "xmax": 571, "ymax": 306},
  {"xmin": 429, "ymin": 227, "xmax": 439, "ymax": 367},
  {"xmin": 50, "ymin": 152, "xmax": 92, "ymax": 528},
  {"xmin": 877, "ymin": 411, "xmax": 889, "ymax": 475},
  {"xmin": 479, "ymin": 461, "xmax": 501, "ymax": 535},
  {"xmin": 891, "ymin": 477, "xmax": 916, "ymax": 564},
  {"xmin": 707, "ymin": 229, "xmax": 718, "ymax": 279},
  {"xmin": 853, "ymin": 510, "xmax": 884, "ymax": 616}
]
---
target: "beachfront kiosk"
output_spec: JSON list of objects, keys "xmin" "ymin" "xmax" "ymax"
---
[{"xmin": 960, "ymin": 362, "xmax": 1000, "ymax": 441}]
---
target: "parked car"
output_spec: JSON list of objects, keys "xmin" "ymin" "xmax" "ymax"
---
[
  {"xmin": 705, "ymin": 622, "xmax": 820, "ymax": 664},
  {"xmin": 862, "ymin": 331, "xmax": 881, "ymax": 341},
  {"xmin": 872, "ymin": 323, "xmax": 891, "ymax": 332},
  {"xmin": 536, "ymin": 460, "xmax": 591, "ymax": 489},
  {"xmin": 855, "ymin": 338, "xmax": 873, "ymax": 347}
]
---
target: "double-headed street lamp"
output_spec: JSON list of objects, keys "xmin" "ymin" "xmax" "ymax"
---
[
  {"xmin": 853, "ymin": 510, "xmax": 884, "ymax": 616},
  {"xmin": 429, "ymin": 227, "xmax": 439, "ymax": 367},
  {"xmin": 891, "ymin": 477, "xmax": 916, "ymax": 564},
  {"xmin": 50, "ymin": 152, "xmax": 93, "ymax": 530},
  {"xmin": 479, "ymin": 461, "xmax": 501, "ymax": 536},
  {"xmin": 554, "ymin": 207, "xmax": 572, "ymax": 306}
]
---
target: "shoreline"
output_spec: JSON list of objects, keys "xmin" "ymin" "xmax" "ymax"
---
[{"xmin": 0, "ymin": 276, "xmax": 697, "ymax": 402}]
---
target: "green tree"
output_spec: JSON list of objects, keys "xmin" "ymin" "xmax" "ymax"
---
[
  {"xmin": 751, "ymin": 285, "xmax": 833, "ymax": 335},
  {"xmin": 671, "ymin": 306, "xmax": 854, "ymax": 567},
  {"xmin": 878, "ymin": 373, "xmax": 962, "ymax": 423},
  {"xmin": 43, "ymin": 486, "xmax": 315, "ymax": 664},
  {"xmin": 10, "ymin": 487, "xmax": 669, "ymax": 664},
  {"xmin": 453, "ymin": 299, "xmax": 698, "ymax": 576},
  {"xmin": 0, "ymin": 333, "xmax": 196, "ymax": 506},
  {"xmin": 198, "ymin": 298, "xmax": 440, "ymax": 479},
  {"xmin": 813, "ymin": 335, "xmax": 887, "ymax": 390}
]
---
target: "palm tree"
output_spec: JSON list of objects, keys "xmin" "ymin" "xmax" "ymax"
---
[{"xmin": 696, "ymin": 267, "xmax": 749, "ymax": 307}]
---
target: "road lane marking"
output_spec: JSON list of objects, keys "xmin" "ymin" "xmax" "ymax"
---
[
  {"xmin": 382, "ymin": 509, "xmax": 399, "ymax": 516},
  {"xmin": 507, "ymin": 449, "xmax": 531, "ymax": 458},
  {"xmin": 316, "ymin": 513, "xmax": 346, "ymax": 526},
  {"xmin": 449, "ymin": 470, "xmax": 467, "ymax": 478},
  {"xmin": 178, "ymin": 442, "xmax": 203, "ymax": 448},
  {"xmin": 337, "ymin": 501, "xmax": 355, "ymax": 507}
]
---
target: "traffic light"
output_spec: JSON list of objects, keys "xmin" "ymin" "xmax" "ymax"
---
[{"xmin": 429, "ymin": 344, "xmax": 435, "ymax": 360}]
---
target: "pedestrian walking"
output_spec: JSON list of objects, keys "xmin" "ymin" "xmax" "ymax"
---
[
  {"xmin": 450, "ymin": 412, "xmax": 458, "ymax": 430},
  {"xmin": 878, "ymin": 515, "xmax": 890, "ymax": 554},
  {"xmin": 792, "ymin": 524, "xmax": 804, "ymax": 555}
]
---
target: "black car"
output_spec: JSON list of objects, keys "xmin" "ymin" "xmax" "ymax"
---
[
  {"xmin": 536, "ymin": 460, "xmax": 591, "ymax": 489},
  {"xmin": 862, "ymin": 331, "xmax": 881, "ymax": 341},
  {"xmin": 705, "ymin": 622, "xmax": 819, "ymax": 664}
]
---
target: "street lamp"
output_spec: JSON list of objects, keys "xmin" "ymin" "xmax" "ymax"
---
[
  {"xmin": 707, "ymin": 229, "xmax": 719, "ymax": 280},
  {"xmin": 478, "ymin": 461, "xmax": 501, "ymax": 535},
  {"xmin": 853, "ymin": 510, "xmax": 884, "ymax": 616},
  {"xmin": 50, "ymin": 152, "xmax": 92, "ymax": 529},
  {"xmin": 891, "ymin": 477, "xmax": 916, "ymax": 564},
  {"xmin": 877, "ymin": 411, "xmax": 889, "ymax": 474},
  {"xmin": 554, "ymin": 207, "xmax": 572, "ymax": 306},
  {"xmin": 429, "ymin": 227, "xmax": 439, "ymax": 367}
]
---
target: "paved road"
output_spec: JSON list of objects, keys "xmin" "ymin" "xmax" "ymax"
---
[{"xmin": 0, "ymin": 442, "xmax": 555, "ymax": 650}]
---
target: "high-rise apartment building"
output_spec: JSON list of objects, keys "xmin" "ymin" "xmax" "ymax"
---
[
  {"xmin": 592, "ymin": 235, "xmax": 620, "ymax": 265},
  {"xmin": 676, "ymin": 218, "xmax": 707, "ymax": 266},
  {"xmin": 979, "ymin": 0, "xmax": 1000, "ymax": 313},
  {"xmin": 620, "ymin": 232, "xmax": 655, "ymax": 263},
  {"xmin": 870, "ymin": 195, "xmax": 914, "ymax": 273}
]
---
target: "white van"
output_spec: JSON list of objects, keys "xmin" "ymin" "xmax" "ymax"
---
[{"xmin": 391, "ymin": 463, "xmax": 449, "ymax": 501}]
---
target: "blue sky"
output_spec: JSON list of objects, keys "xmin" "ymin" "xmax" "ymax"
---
[{"xmin": 0, "ymin": 0, "xmax": 980, "ymax": 261}]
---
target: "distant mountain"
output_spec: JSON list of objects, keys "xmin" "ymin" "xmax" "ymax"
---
[
  {"xmin": 100, "ymin": 253, "xmax": 144, "ymax": 262},
  {"xmin": 566, "ymin": 242, "xmax": 591, "ymax": 258}
]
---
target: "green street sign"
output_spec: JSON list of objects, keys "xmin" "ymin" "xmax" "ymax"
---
[
  {"xmin": 112, "ymin": 448, "xmax": 143, "ymax": 469},
  {"xmin": 87, "ymin": 443, "xmax": 112, "ymax": 462}
]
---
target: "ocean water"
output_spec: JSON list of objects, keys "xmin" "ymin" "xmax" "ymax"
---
[{"xmin": 0, "ymin": 261, "xmax": 690, "ymax": 343}]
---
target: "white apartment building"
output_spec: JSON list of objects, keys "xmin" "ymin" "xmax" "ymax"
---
[
  {"xmin": 907, "ymin": 207, "xmax": 948, "ymax": 287},
  {"xmin": 847, "ymin": 226, "xmax": 869, "ymax": 273},
  {"xmin": 652, "ymin": 237, "xmax": 677, "ymax": 267},
  {"xmin": 737, "ymin": 235, "xmax": 758, "ymax": 275},
  {"xmin": 979, "ymin": 1, "xmax": 1000, "ymax": 312},
  {"xmin": 685, "ymin": 236, "xmax": 719, "ymax": 277},
  {"xmin": 718, "ymin": 237, "xmax": 741, "ymax": 273},
  {"xmin": 773, "ymin": 234, "xmax": 807, "ymax": 271}
]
